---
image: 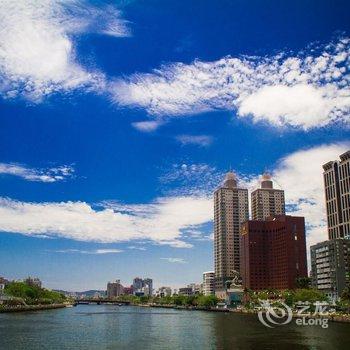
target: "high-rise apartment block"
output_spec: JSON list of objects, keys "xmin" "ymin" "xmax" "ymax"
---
[
  {"xmin": 107, "ymin": 280, "xmax": 124, "ymax": 298},
  {"xmin": 143, "ymin": 278, "xmax": 153, "ymax": 296},
  {"xmin": 132, "ymin": 277, "xmax": 143, "ymax": 291},
  {"xmin": 202, "ymin": 271, "xmax": 215, "ymax": 296},
  {"xmin": 214, "ymin": 172, "xmax": 249, "ymax": 292},
  {"xmin": 323, "ymin": 150, "xmax": 350, "ymax": 240},
  {"xmin": 132, "ymin": 277, "xmax": 153, "ymax": 296},
  {"xmin": 251, "ymin": 173, "xmax": 285, "ymax": 220},
  {"xmin": 240, "ymin": 215, "xmax": 307, "ymax": 290},
  {"xmin": 310, "ymin": 239, "xmax": 350, "ymax": 301}
]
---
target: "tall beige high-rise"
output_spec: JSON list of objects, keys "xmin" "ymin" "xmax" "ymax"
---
[
  {"xmin": 323, "ymin": 150, "xmax": 350, "ymax": 240},
  {"xmin": 214, "ymin": 172, "xmax": 249, "ymax": 292},
  {"xmin": 251, "ymin": 173, "xmax": 285, "ymax": 220}
]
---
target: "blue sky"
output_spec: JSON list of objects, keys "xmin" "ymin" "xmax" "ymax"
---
[{"xmin": 0, "ymin": 0, "xmax": 349, "ymax": 291}]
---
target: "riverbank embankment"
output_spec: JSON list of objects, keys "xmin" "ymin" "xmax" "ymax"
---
[
  {"xmin": 0, "ymin": 304, "xmax": 67, "ymax": 313},
  {"xmin": 141, "ymin": 303, "xmax": 350, "ymax": 323}
]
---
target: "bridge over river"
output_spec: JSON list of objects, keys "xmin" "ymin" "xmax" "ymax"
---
[{"xmin": 74, "ymin": 299, "xmax": 130, "ymax": 305}]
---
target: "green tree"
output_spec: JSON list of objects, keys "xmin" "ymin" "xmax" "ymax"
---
[
  {"xmin": 295, "ymin": 277, "xmax": 311, "ymax": 289},
  {"xmin": 4, "ymin": 281, "xmax": 65, "ymax": 305},
  {"xmin": 293, "ymin": 288, "xmax": 328, "ymax": 304},
  {"xmin": 341, "ymin": 287, "xmax": 350, "ymax": 302},
  {"xmin": 197, "ymin": 295, "xmax": 219, "ymax": 308}
]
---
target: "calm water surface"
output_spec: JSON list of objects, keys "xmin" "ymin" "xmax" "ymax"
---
[{"xmin": 1, "ymin": 305, "xmax": 350, "ymax": 349}]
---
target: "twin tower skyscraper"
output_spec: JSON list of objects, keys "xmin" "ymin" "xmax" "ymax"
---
[{"xmin": 213, "ymin": 172, "xmax": 285, "ymax": 291}]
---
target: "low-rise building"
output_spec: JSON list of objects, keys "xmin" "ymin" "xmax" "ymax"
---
[
  {"xmin": 187, "ymin": 283, "xmax": 202, "ymax": 295},
  {"xmin": 156, "ymin": 286, "xmax": 172, "ymax": 297},
  {"xmin": 310, "ymin": 239, "xmax": 350, "ymax": 301},
  {"xmin": 123, "ymin": 286, "xmax": 133, "ymax": 295},
  {"xmin": 178, "ymin": 287, "xmax": 194, "ymax": 296},
  {"xmin": 0, "ymin": 277, "xmax": 9, "ymax": 286},
  {"xmin": 25, "ymin": 277, "xmax": 42, "ymax": 288}
]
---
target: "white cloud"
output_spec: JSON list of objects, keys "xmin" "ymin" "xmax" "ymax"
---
[
  {"xmin": 128, "ymin": 245, "xmax": 146, "ymax": 251},
  {"xmin": 53, "ymin": 248, "xmax": 123, "ymax": 254},
  {"xmin": 161, "ymin": 257, "xmax": 187, "ymax": 264},
  {"xmin": 94, "ymin": 249, "xmax": 122, "ymax": 254},
  {"xmin": 0, "ymin": 0, "xmax": 129, "ymax": 100},
  {"xmin": 131, "ymin": 120, "xmax": 162, "ymax": 132},
  {"xmin": 176, "ymin": 134, "xmax": 213, "ymax": 147},
  {"xmin": 0, "ymin": 195, "xmax": 212, "ymax": 248},
  {"xmin": 0, "ymin": 143, "xmax": 348, "ymax": 257},
  {"xmin": 0, "ymin": 163, "xmax": 74, "ymax": 182},
  {"xmin": 238, "ymin": 84, "xmax": 350, "ymax": 128},
  {"xmin": 111, "ymin": 37, "xmax": 350, "ymax": 129}
]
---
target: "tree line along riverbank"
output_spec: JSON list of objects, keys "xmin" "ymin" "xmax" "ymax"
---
[{"xmin": 0, "ymin": 281, "xmax": 67, "ymax": 312}]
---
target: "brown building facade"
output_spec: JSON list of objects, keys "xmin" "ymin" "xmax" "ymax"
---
[
  {"xmin": 240, "ymin": 215, "xmax": 307, "ymax": 290},
  {"xmin": 214, "ymin": 172, "xmax": 249, "ymax": 292}
]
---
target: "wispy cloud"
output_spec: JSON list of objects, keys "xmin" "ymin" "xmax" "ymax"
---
[
  {"xmin": 0, "ymin": 163, "xmax": 74, "ymax": 182},
  {"xmin": 161, "ymin": 257, "xmax": 187, "ymax": 264},
  {"xmin": 128, "ymin": 246, "xmax": 147, "ymax": 251},
  {"xmin": 53, "ymin": 248, "xmax": 123, "ymax": 254},
  {"xmin": 159, "ymin": 163, "xmax": 223, "ymax": 196},
  {"xmin": 0, "ymin": 0, "xmax": 130, "ymax": 100},
  {"xmin": 111, "ymin": 37, "xmax": 350, "ymax": 129},
  {"xmin": 131, "ymin": 120, "xmax": 162, "ymax": 132},
  {"xmin": 182, "ymin": 228, "xmax": 213, "ymax": 241},
  {"xmin": 175, "ymin": 134, "xmax": 213, "ymax": 147}
]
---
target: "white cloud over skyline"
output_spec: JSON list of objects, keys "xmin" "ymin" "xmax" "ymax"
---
[
  {"xmin": 0, "ymin": 163, "xmax": 74, "ymax": 182},
  {"xmin": 0, "ymin": 143, "xmax": 348, "ymax": 258},
  {"xmin": 0, "ymin": 0, "xmax": 129, "ymax": 100},
  {"xmin": 111, "ymin": 37, "xmax": 350, "ymax": 129},
  {"xmin": 242, "ymin": 142, "xmax": 350, "ymax": 254}
]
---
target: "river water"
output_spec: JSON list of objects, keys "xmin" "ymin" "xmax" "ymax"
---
[{"xmin": 1, "ymin": 305, "xmax": 349, "ymax": 349}]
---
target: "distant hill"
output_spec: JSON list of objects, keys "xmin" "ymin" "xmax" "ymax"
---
[{"xmin": 54, "ymin": 289, "xmax": 106, "ymax": 297}]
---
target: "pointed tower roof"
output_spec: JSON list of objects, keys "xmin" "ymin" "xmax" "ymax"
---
[
  {"xmin": 261, "ymin": 172, "xmax": 273, "ymax": 189},
  {"xmin": 223, "ymin": 171, "xmax": 237, "ymax": 188}
]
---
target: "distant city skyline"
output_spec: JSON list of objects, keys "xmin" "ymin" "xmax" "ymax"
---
[{"xmin": 0, "ymin": 0, "xmax": 350, "ymax": 291}]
